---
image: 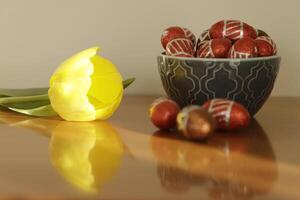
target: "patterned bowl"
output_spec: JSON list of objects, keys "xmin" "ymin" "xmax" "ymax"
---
[{"xmin": 157, "ymin": 55, "xmax": 281, "ymax": 115}]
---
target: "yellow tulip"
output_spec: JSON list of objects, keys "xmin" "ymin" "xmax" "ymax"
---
[
  {"xmin": 48, "ymin": 47, "xmax": 123, "ymax": 121},
  {"xmin": 49, "ymin": 121, "xmax": 124, "ymax": 193}
]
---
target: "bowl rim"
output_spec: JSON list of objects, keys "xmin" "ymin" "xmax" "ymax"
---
[{"xmin": 158, "ymin": 54, "xmax": 281, "ymax": 62}]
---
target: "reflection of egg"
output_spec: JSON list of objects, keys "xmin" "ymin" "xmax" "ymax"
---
[
  {"xmin": 49, "ymin": 121, "xmax": 124, "ymax": 193},
  {"xmin": 150, "ymin": 120, "xmax": 278, "ymax": 196}
]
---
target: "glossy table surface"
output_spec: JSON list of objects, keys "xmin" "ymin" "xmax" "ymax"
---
[{"xmin": 0, "ymin": 96, "xmax": 300, "ymax": 200}]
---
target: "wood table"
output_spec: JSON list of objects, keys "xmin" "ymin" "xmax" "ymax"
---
[{"xmin": 0, "ymin": 96, "xmax": 299, "ymax": 200}]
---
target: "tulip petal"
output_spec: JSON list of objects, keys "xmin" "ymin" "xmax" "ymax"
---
[
  {"xmin": 49, "ymin": 77, "xmax": 96, "ymax": 121},
  {"xmin": 88, "ymin": 55, "xmax": 123, "ymax": 103},
  {"xmin": 48, "ymin": 47, "xmax": 124, "ymax": 121},
  {"xmin": 94, "ymin": 91, "xmax": 123, "ymax": 120},
  {"xmin": 50, "ymin": 47, "xmax": 98, "ymax": 84},
  {"xmin": 86, "ymin": 55, "xmax": 123, "ymax": 120}
]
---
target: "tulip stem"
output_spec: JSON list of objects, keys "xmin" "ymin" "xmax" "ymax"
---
[{"xmin": 0, "ymin": 94, "xmax": 49, "ymax": 105}]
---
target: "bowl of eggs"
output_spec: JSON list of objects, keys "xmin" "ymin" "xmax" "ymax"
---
[{"xmin": 158, "ymin": 20, "xmax": 281, "ymax": 115}]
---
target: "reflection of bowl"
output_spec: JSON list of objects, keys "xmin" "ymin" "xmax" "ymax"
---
[{"xmin": 157, "ymin": 55, "xmax": 281, "ymax": 115}]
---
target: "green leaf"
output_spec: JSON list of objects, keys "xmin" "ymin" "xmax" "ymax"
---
[
  {"xmin": 0, "ymin": 94, "xmax": 50, "ymax": 111},
  {"xmin": 0, "ymin": 94, "xmax": 49, "ymax": 104},
  {"xmin": 2, "ymin": 99, "xmax": 51, "ymax": 109},
  {"xmin": 0, "ymin": 87, "xmax": 49, "ymax": 98},
  {"xmin": 0, "ymin": 92, "xmax": 55, "ymax": 117},
  {"xmin": 122, "ymin": 78, "xmax": 136, "ymax": 89},
  {"xmin": 8, "ymin": 104, "xmax": 57, "ymax": 117}
]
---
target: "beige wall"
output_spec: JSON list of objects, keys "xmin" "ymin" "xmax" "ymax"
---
[{"xmin": 0, "ymin": 0, "xmax": 298, "ymax": 96}]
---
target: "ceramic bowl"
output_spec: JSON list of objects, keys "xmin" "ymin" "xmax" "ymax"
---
[{"xmin": 157, "ymin": 55, "xmax": 281, "ymax": 115}]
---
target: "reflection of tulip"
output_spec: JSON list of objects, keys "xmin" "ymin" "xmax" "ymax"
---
[
  {"xmin": 150, "ymin": 120, "xmax": 278, "ymax": 198},
  {"xmin": 0, "ymin": 111, "xmax": 127, "ymax": 193},
  {"xmin": 0, "ymin": 111, "xmax": 58, "ymax": 136},
  {"xmin": 49, "ymin": 121, "xmax": 124, "ymax": 193},
  {"xmin": 49, "ymin": 47, "xmax": 123, "ymax": 121}
]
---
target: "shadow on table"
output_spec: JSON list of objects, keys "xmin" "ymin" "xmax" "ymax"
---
[{"xmin": 150, "ymin": 120, "xmax": 278, "ymax": 199}]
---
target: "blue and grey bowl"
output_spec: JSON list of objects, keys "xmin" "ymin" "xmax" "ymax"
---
[{"xmin": 157, "ymin": 55, "xmax": 281, "ymax": 116}]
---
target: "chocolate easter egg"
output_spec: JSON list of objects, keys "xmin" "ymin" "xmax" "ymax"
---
[
  {"xmin": 228, "ymin": 38, "xmax": 258, "ymax": 58},
  {"xmin": 209, "ymin": 20, "xmax": 257, "ymax": 41},
  {"xmin": 257, "ymin": 29, "xmax": 269, "ymax": 37},
  {"xmin": 255, "ymin": 36, "xmax": 277, "ymax": 57},
  {"xmin": 196, "ymin": 40, "xmax": 212, "ymax": 58},
  {"xmin": 166, "ymin": 36, "xmax": 194, "ymax": 57},
  {"xmin": 161, "ymin": 26, "xmax": 195, "ymax": 49},
  {"xmin": 196, "ymin": 38, "xmax": 232, "ymax": 58},
  {"xmin": 177, "ymin": 105, "xmax": 216, "ymax": 140},
  {"xmin": 202, "ymin": 99, "xmax": 250, "ymax": 131},
  {"xmin": 196, "ymin": 29, "xmax": 211, "ymax": 50}
]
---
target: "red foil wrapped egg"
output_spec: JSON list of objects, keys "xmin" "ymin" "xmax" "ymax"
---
[
  {"xmin": 228, "ymin": 38, "xmax": 258, "ymax": 58},
  {"xmin": 196, "ymin": 38, "xmax": 232, "ymax": 58},
  {"xmin": 255, "ymin": 36, "xmax": 277, "ymax": 57},
  {"xmin": 183, "ymin": 28, "xmax": 196, "ymax": 47},
  {"xmin": 166, "ymin": 36, "xmax": 194, "ymax": 57},
  {"xmin": 209, "ymin": 20, "xmax": 257, "ymax": 41},
  {"xmin": 149, "ymin": 97, "xmax": 180, "ymax": 130},
  {"xmin": 161, "ymin": 26, "xmax": 195, "ymax": 49},
  {"xmin": 202, "ymin": 99, "xmax": 250, "ymax": 131}
]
